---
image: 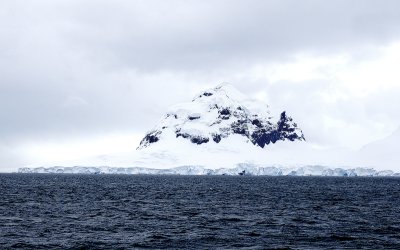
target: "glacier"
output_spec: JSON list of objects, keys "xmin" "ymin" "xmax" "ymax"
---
[{"xmin": 18, "ymin": 165, "xmax": 400, "ymax": 177}]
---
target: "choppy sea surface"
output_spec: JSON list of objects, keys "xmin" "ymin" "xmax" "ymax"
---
[{"xmin": 1, "ymin": 174, "xmax": 400, "ymax": 249}]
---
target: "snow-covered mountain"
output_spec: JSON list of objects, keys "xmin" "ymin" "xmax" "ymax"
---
[
  {"xmin": 127, "ymin": 84, "xmax": 308, "ymax": 169},
  {"xmin": 138, "ymin": 84, "xmax": 305, "ymax": 150},
  {"xmin": 138, "ymin": 84, "xmax": 305, "ymax": 149}
]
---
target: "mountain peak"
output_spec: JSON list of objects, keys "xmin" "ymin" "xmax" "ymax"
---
[
  {"xmin": 192, "ymin": 83, "xmax": 248, "ymax": 103},
  {"xmin": 137, "ymin": 84, "xmax": 305, "ymax": 150}
]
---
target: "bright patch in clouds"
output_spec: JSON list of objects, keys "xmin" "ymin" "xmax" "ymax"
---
[
  {"xmin": 258, "ymin": 54, "xmax": 349, "ymax": 84},
  {"xmin": 253, "ymin": 41, "xmax": 400, "ymax": 99},
  {"xmin": 19, "ymin": 133, "xmax": 142, "ymax": 166},
  {"xmin": 338, "ymin": 42, "xmax": 400, "ymax": 97}
]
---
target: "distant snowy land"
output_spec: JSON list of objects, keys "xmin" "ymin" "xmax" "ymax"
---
[
  {"xmin": 18, "ymin": 84, "xmax": 400, "ymax": 175},
  {"xmin": 18, "ymin": 165, "xmax": 399, "ymax": 176}
]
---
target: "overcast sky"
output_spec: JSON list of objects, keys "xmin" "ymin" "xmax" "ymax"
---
[{"xmin": 1, "ymin": 0, "xmax": 400, "ymax": 171}]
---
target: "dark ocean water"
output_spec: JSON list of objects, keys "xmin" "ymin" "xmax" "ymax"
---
[{"xmin": 1, "ymin": 174, "xmax": 400, "ymax": 249}]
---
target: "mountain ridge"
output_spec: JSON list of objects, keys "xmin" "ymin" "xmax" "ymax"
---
[{"xmin": 138, "ymin": 84, "xmax": 305, "ymax": 150}]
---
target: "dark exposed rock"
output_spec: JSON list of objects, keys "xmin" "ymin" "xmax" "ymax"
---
[
  {"xmin": 251, "ymin": 130, "xmax": 280, "ymax": 148},
  {"xmin": 139, "ymin": 111, "xmax": 305, "ymax": 149},
  {"xmin": 190, "ymin": 136, "xmax": 209, "ymax": 145},
  {"xmin": 218, "ymin": 108, "xmax": 231, "ymax": 120},
  {"xmin": 175, "ymin": 129, "xmax": 186, "ymax": 139},
  {"xmin": 219, "ymin": 108, "xmax": 231, "ymax": 116},
  {"xmin": 144, "ymin": 133, "xmax": 159, "ymax": 143},
  {"xmin": 252, "ymin": 119, "xmax": 262, "ymax": 128},
  {"xmin": 212, "ymin": 134, "xmax": 222, "ymax": 143},
  {"xmin": 166, "ymin": 114, "xmax": 178, "ymax": 119},
  {"xmin": 188, "ymin": 114, "xmax": 200, "ymax": 120},
  {"xmin": 248, "ymin": 112, "xmax": 305, "ymax": 147},
  {"xmin": 137, "ymin": 130, "xmax": 161, "ymax": 149},
  {"xmin": 278, "ymin": 111, "xmax": 294, "ymax": 132},
  {"xmin": 231, "ymin": 120, "xmax": 250, "ymax": 137},
  {"xmin": 176, "ymin": 130, "xmax": 210, "ymax": 145},
  {"xmin": 277, "ymin": 111, "xmax": 305, "ymax": 141}
]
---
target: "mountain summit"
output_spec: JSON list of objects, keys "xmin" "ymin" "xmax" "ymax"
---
[{"xmin": 138, "ymin": 84, "xmax": 305, "ymax": 150}]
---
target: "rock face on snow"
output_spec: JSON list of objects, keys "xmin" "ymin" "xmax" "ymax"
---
[{"xmin": 137, "ymin": 84, "xmax": 305, "ymax": 150}]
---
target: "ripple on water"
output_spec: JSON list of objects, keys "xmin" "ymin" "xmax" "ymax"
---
[{"xmin": 0, "ymin": 174, "xmax": 400, "ymax": 249}]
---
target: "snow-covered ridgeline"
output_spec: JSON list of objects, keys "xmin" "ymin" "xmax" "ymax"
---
[
  {"xmin": 18, "ymin": 165, "xmax": 400, "ymax": 177},
  {"xmin": 137, "ymin": 84, "xmax": 305, "ymax": 150}
]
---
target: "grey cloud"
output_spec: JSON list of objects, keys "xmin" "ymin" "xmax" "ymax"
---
[
  {"xmin": 4, "ymin": 1, "xmax": 400, "ymax": 72},
  {"xmin": 79, "ymin": 0, "xmax": 400, "ymax": 71}
]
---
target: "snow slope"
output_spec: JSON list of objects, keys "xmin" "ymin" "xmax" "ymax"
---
[{"xmin": 356, "ymin": 126, "xmax": 400, "ymax": 170}]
